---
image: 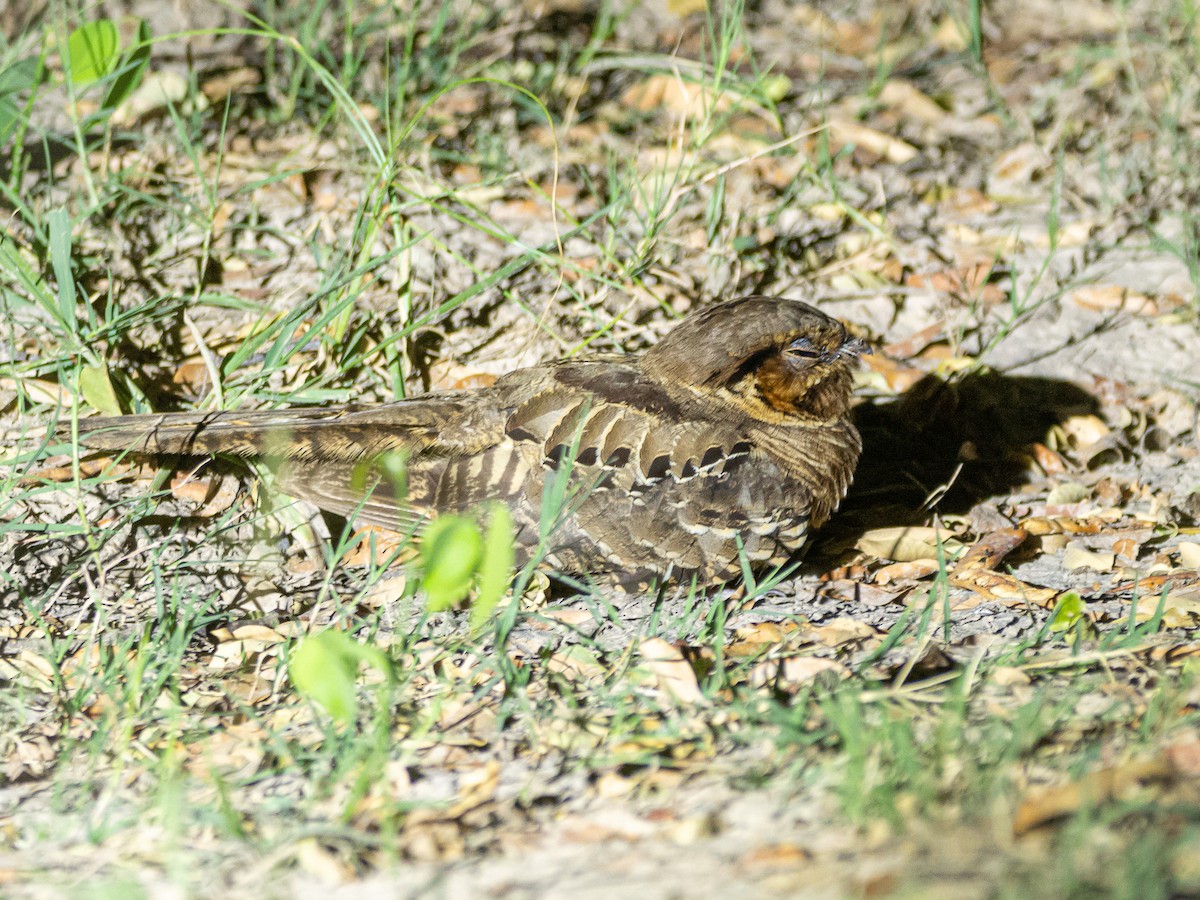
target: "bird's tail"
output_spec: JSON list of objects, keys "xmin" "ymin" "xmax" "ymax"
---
[{"xmin": 60, "ymin": 398, "xmax": 471, "ymax": 462}]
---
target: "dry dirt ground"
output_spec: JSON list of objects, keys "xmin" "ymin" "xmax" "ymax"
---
[{"xmin": 3, "ymin": 1, "xmax": 1200, "ymax": 897}]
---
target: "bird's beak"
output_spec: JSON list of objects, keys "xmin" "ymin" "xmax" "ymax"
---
[{"xmin": 838, "ymin": 336, "xmax": 872, "ymax": 359}]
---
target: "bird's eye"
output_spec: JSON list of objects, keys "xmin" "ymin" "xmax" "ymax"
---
[{"xmin": 784, "ymin": 337, "xmax": 822, "ymax": 361}]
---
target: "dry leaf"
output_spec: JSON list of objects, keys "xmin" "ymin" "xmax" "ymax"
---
[
  {"xmin": 365, "ymin": 572, "xmax": 409, "ymax": 606},
  {"xmin": 827, "ymin": 118, "xmax": 918, "ymax": 164},
  {"xmin": 1178, "ymin": 542, "xmax": 1200, "ymax": 569},
  {"xmin": 0, "ymin": 377, "xmax": 74, "ymax": 406},
  {"xmin": 987, "ymin": 143, "xmax": 1050, "ymax": 198},
  {"xmin": 1062, "ymin": 543, "xmax": 1115, "ymax": 572},
  {"xmin": 878, "ymin": 80, "xmax": 947, "ymax": 124},
  {"xmin": 638, "ymin": 638, "xmax": 707, "ymax": 705},
  {"xmin": 1066, "ymin": 284, "xmax": 1161, "ymax": 316},
  {"xmin": 955, "ymin": 529, "xmax": 1029, "ymax": 571},
  {"xmin": 739, "ymin": 843, "xmax": 814, "ymax": 868},
  {"xmin": 112, "ymin": 70, "xmax": 198, "ymax": 126},
  {"xmin": 342, "ymin": 526, "xmax": 411, "ymax": 568},
  {"xmin": 727, "ymin": 621, "xmax": 803, "ymax": 656},
  {"xmin": 857, "ymin": 526, "xmax": 962, "ymax": 562},
  {"xmin": 881, "ymin": 321, "xmax": 946, "ymax": 359},
  {"xmin": 295, "ymin": 837, "xmax": 354, "ymax": 885},
  {"xmin": 1013, "ymin": 759, "xmax": 1176, "ymax": 834},
  {"xmin": 991, "ymin": 666, "xmax": 1032, "ymax": 687},
  {"xmin": 428, "ymin": 360, "xmax": 499, "ymax": 391},
  {"xmin": 937, "ymin": 186, "xmax": 999, "ymax": 216},
  {"xmin": 1031, "ymin": 442, "xmax": 1068, "ymax": 475},
  {"xmin": 200, "ymin": 67, "xmax": 261, "ymax": 103},
  {"xmin": 1164, "ymin": 738, "xmax": 1200, "ymax": 776},
  {"xmin": 539, "ymin": 607, "xmax": 595, "ymax": 629},
  {"xmin": 812, "ymin": 618, "xmax": 881, "ymax": 647},
  {"xmin": 1021, "ymin": 516, "xmax": 1107, "ymax": 536},
  {"xmin": 170, "ymin": 473, "xmax": 239, "ymax": 517},
  {"xmin": 171, "ymin": 360, "xmax": 213, "ymax": 394},
  {"xmin": 22, "ymin": 458, "xmax": 132, "ymax": 484},
  {"xmin": 1112, "ymin": 537, "xmax": 1141, "ymax": 560},
  {"xmin": 1059, "ymin": 414, "xmax": 1111, "ymax": 451},
  {"xmin": 1046, "ymin": 483, "xmax": 1090, "ymax": 507},
  {"xmin": 622, "ymin": 74, "xmax": 736, "ymax": 119},
  {"xmin": 905, "ymin": 263, "xmax": 1006, "ymax": 302},
  {"xmin": 1134, "ymin": 592, "xmax": 1200, "ymax": 627},
  {"xmin": 546, "ymin": 645, "xmax": 606, "ymax": 680},
  {"xmin": 932, "ymin": 16, "xmax": 969, "ymax": 51},
  {"xmin": 860, "ymin": 354, "xmax": 927, "ymax": 393},
  {"xmin": 747, "ymin": 655, "xmax": 848, "ymax": 689},
  {"xmin": 874, "ymin": 559, "xmax": 942, "ymax": 584},
  {"xmin": 447, "ymin": 761, "xmax": 501, "ymax": 818},
  {"xmin": 950, "ymin": 569, "xmax": 1057, "ymax": 607},
  {"xmin": 0, "ymin": 651, "xmax": 57, "ymax": 691}
]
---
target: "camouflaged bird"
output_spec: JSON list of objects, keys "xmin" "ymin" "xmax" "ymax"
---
[{"xmin": 66, "ymin": 296, "xmax": 867, "ymax": 589}]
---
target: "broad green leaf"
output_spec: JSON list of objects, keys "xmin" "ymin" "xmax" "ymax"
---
[
  {"xmin": 289, "ymin": 631, "xmax": 358, "ymax": 723},
  {"xmin": 79, "ymin": 364, "xmax": 121, "ymax": 415},
  {"xmin": 421, "ymin": 515, "xmax": 483, "ymax": 612},
  {"xmin": 0, "ymin": 56, "xmax": 43, "ymax": 96},
  {"xmin": 64, "ymin": 20, "xmax": 120, "ymax": 87},
  {"xmin": 289, "ymin": 630, "xmax": 392, "ymax": 724},
  {"xmin": 1048, "ymin": 590, "xmax": 1086, "ymax": 633},
  {"xmin": 470, "ymin": 503, "xmax": 515, "ymax": 633},
  {"xmin": 101, "ymin": 19, "xmax": 151, "ymax": 111}
]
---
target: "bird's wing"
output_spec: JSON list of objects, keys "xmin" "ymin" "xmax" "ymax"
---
[
  {"xmin": 274, "ymin": 436, "xmax": 535, "ymax": 536},
  {"xmin": 502, "ymin": 362, "xmax": 816, "ymax": 583}
]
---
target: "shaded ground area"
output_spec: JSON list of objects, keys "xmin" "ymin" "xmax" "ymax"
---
[{"xmin": 3, "ymin": 0, "xmax": 1200, "ymax": 897}]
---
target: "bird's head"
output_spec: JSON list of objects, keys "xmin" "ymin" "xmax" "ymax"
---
[{"xmin": 639, "ymin": 296, "xmax": 869, "ymax": 424}]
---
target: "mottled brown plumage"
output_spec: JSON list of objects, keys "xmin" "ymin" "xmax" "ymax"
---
[{"xmin": 64, "ymin": 296, "xmax": 867, "ymax": 589}]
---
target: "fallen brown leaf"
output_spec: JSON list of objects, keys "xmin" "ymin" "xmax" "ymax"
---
[
  {"xmin": 827, "ymin": 118, "xmax": 918, "ymax": 164},
  {"xmin": 812, "ymin": 618, "xmax": 882, "ymax": 647},
  {"xmin": 170, "ymin": 473, "xmax": 239, "ymax": 517},
  {"xmin": 1062, "ymin": 542, "xmax": 1116, "ymax": 572},
  {"xmin": 857, "ymin": 526, "xmax": 963, "ymax": 562},
  {"xmin": 874, "ymin": 559, "xmax": 942, "ymax": 584},
  {"xmin": 747, "ymin": 655, "xmax": 849, "ymax": 690},
  {"xmin": 1067, "ymin": 284, "xmax": 1162, "ymax": 316},
  {"xmin": 638, "ymin": 638, "xmax": 707, "ymax": 705},
  {"xmin": 1012, "ymin": 758, "xmax": 1177, "ymax": 834}
]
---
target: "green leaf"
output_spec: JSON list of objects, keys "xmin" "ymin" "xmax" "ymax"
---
[
  {"xmin": 420, "ymin": 515, "xmax": 483, "ymax": 612},
  {"xmin": 761, "ymin": 74, "xmax": 792, "ymax": 103},
  {"xmin": 288, "ymin": 630, "xmax": 393, "ymax": 724},
  {"xmin": 470, "ymin": 503, "xmax": 515, "ymax": 634},
  {"xmin": 289, "ymin": 632, "xmax": 358, "ymax": 723},
  {"xmin": 101, "ymin": 19, "xmax": 151, "ymax": 112},
  {"xmin": 47, "ymin": 207, "xmax": 76, "ymax": 330},
  {"xmin": 79, "ymin": 364, "xmax": 122, "ymax": 415},
  {"xmin": 0, "ymin": 97, "xmax": 19, "ymax": 145},
  {"xmin": 1048, "ymin": 590, "xmax": 1086, "ymax": 633},
  {"xmin": 350, "ymin": 449, "xmax": 408, "ymax": 497},
  {"xmin": 0, "ymin": 56, "xmax": 43, "ymax": 96},
  {"xmin": 0, "ymin": 236, "xmax": 60, "ymax": 324},
  {"xmin": 64, "ymin": 20, "xmax": 120, "ymax": 87}
]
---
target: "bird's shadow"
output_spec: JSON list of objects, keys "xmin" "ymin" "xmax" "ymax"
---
[{"xmin": 817, "ymin": 371, "xmax": 1101, "ymax": 551}]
